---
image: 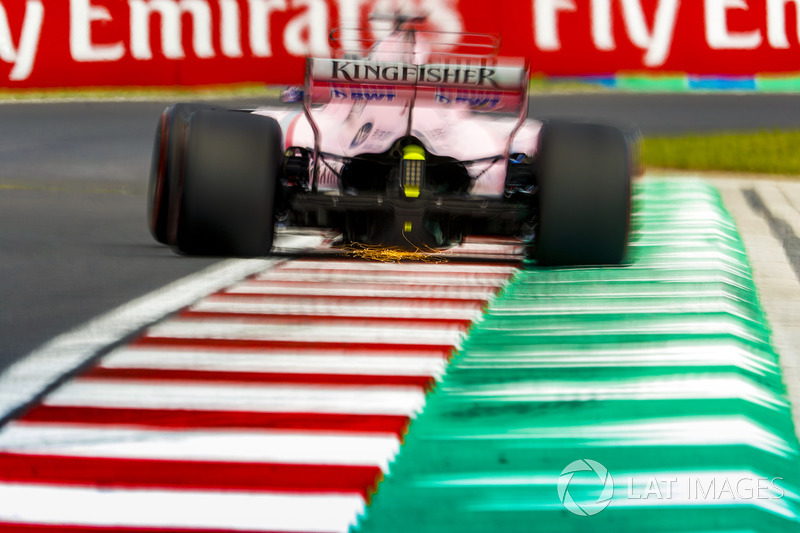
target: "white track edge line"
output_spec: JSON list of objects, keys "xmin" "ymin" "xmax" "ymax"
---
[{"xmin": 0, "ymin": 235, "xmax": 323, "ymax": 421}]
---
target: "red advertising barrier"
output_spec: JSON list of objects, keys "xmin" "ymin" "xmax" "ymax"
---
[{"xmin": 1, "ymin": 0, "xmax": 799, "ymax": 88}]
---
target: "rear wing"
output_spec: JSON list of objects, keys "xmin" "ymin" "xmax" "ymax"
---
[{"xmin": 307, "ymin": 58, "xmax": 528, "ymax": 113}]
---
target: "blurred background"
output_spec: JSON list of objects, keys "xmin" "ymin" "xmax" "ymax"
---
[{"xmin": 1, "ymin": 1, "xmax": 800, "ymax": 530}]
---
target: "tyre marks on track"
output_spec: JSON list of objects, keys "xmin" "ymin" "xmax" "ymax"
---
[
  {"xmin": 0, "ymin": 245, "xmax": 520, "ymax": 533},
  {"xmin": 715, "ymin": 178, "xmax": 800, "ymax": 440}
]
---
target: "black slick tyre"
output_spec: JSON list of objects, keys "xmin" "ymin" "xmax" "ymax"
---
[
  {"xmin": 533, "ymin": 121, "xmax": 632, "ymax": 266},
  {"xmin": 147, "ymin": 103, "xmax": 215, "ymax": 245},
  {"xmin": 175, "ymin": 110, "xmax": 282, "ymax": 257}
]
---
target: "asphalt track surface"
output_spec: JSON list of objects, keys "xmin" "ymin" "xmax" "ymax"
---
[{"xmin": 2, "ymin": 93, "xmax": 800, "ymax": 371}]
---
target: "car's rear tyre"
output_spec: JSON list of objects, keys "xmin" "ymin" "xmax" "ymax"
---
[
  {"xmin": 147, "ymin": 103, "xmax": 215, "ymax": 245},
  {"xmin": 533, "ymin": 121, "xmax": 632, "ymax": 266},
  {"xmin": 175, "ymin": 110, "xmax": 282, "ymax": 257}
]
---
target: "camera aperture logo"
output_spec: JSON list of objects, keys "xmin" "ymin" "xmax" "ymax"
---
[{"xmin": 558, "ymin": 459, "xmax": 614, "ymax": 516}]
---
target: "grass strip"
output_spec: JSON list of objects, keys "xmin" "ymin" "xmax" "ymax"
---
[
  {"xmin": 0, "ymin": 84, "xmax": 281, "ymax": 103},
  {"xmin": 643, "ymin": 130, "xmax": 800, "ymax": 176}
]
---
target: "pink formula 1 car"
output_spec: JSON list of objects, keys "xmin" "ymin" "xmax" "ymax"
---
[{"xmin": 148, "ymin": 15, "xmax": 635, "ymax": 265}]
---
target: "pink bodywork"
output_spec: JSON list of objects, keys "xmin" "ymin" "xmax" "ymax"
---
[{"xmin": 253, "ymin": 28, "xmax": 542, "ymax": 196}]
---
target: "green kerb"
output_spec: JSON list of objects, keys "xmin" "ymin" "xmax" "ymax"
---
[
  {"xmin": 616, "ymin": 75, "xmax": 687, "ymax": 92},
  {"xmin": 353, "ymin": 179, "xmax": 800, "ymax": 533},
  {"xmin": 756, "ymin": 76, "xmax": 800, "ymax": 92}
]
